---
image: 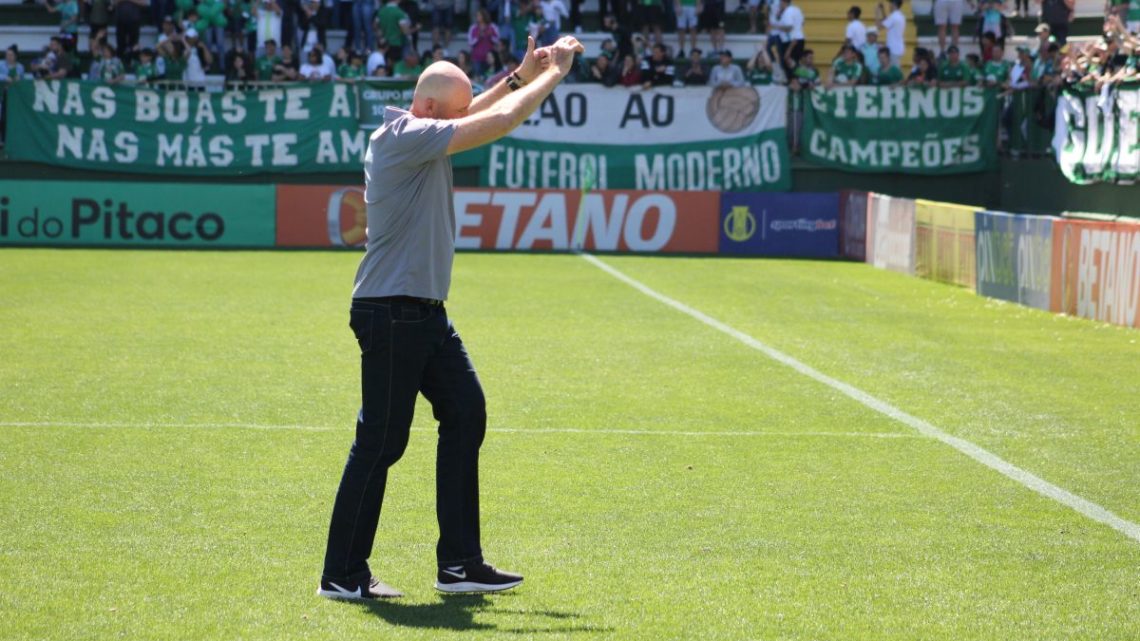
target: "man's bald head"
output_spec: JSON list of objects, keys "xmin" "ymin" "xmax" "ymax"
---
[{"xmin": 411, "ymin": 61, "xmax": 473, "ymax": 120}]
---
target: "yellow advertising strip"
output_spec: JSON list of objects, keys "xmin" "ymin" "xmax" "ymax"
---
[{"xmin": 915, "ymin": 199, "xmax": 978, "ymax": 291}]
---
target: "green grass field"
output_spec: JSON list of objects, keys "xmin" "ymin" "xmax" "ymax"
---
[{"xmin": 2, "ymin": 249, "xmax": 1139, "ymax": 641}]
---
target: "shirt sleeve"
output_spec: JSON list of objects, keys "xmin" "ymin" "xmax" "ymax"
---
[{"xmin": 384, "ymin": 115, "xmax": 459, "ymax": 165}]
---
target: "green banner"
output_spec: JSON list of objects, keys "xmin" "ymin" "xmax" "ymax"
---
[
  {"xmin": 802, "ymin": 86, "xmax": 999, "ymax": 174},
  {"xmin": 1007, "ymin": 88, "xmax": 1056, "ymax": 155},
  {"xmin": 483, "ymin": 131, "xmax": 788, "ymax": 191},
  {"xmin": 357, "ymin": 79, "xmax": 416, "ymax": 130},
  {"xmin": 0, "ymin": 180, "xmax": 275, "ymax": 247},
  {"xmin": 476, "ymin": 85, "xmax": 791, "ymax": 191},
  {"xmin": 5, "ymin": 80, "xmax": 365, "ymax": 174},
  {"xmin": 1054, "ymin": 86, "xmax": 1140, "ymax": 184}
]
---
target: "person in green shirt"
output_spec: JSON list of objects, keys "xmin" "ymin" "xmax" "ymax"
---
[
  {"xmin": 829, "ymin": 44, "xmax": 864, "ymax": 86},
  {"xmin": 746, "ymin": 49, "xmax": 774, "ymax": 85},
  {"xmin": 391, "ymin": 47, "xmax": 423, "ymax": 78},
  {"xmin": 377, "ymin": 0, "xmax": 412, "ymax": 58},
  {"xmin": 870, "ymin": 47, "xmax": 902, "ymax": 85},
  {"xmin": 97, "ymin": 42, "xmax": 125, "ymax": 84},
  {"xmin": 965, "ymin": 53, "xmax": 982, "ymax": 85},
  {"xmin": 338, "ymin": 51, "xmax": 365, "ymax": 81},
  {"xmin": 982, "ymin": 44, "xmax": 1010, "ymax": 88},
  {"xmin": 133, "ymin": 48, "xmax": 158, "ymax": 83},
  {"xmin": 1128, "ymin": 0, "xmax": 1140, "ymax": 33},
  {"xmin": 256, "ymin": 39, "xmax": 282, "ymax": 81},
  {"xmin": 938, "ymin": 45, "xmax": 968, "ymax": 87},
  {"xmin": 46, "ymin": 0, "xmax": 80, "ymax": 37},
  {"xmin": 790, "ymin": 49, "xmax": 820, "ymax": 91}
]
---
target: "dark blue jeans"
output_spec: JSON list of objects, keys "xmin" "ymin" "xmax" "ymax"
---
[{"xmin": 322, "ymin": 298, "xmax": 487, "ymax": 581}]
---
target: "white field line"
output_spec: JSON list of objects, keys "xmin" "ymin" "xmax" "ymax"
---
[
  {"xmin": 0, "ymin": 421, "xmax": 915, "ymax": 439},
  {"xmin": 581, "ymin": 253, "xmax": 1140, "ymax": 544}
]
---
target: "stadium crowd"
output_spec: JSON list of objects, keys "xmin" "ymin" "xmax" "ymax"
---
[{"xmin": 1, "ymin": 0, "xmax": 1140, "ymax": 145}]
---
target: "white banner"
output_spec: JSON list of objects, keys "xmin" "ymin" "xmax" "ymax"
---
[{"xmin": 507, "ymin": 85, "xmax": 788, "ymax": 144}]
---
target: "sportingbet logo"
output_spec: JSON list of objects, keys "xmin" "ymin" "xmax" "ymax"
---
[
  {"xmin": 0, "ymin": 195, "xmax": 226, "ymax": 242},
  {"xmin": 769, "ymin": 218, "xmax": 838, "ymax": 233}
]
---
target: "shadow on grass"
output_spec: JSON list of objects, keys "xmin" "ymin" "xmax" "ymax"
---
[{"xmin": 357, "ymin": 593, "xmax": 611, "ymax": 634}]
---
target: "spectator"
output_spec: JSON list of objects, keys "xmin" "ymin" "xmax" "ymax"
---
[
  {"xmin": 273, "ymin": 43, "xmax": 300, "ymax": 79},
  {"xmin": 965, "ymin": 52, "xmax": 982, "ymax": 83},
  {"xmin": 676, "ymin": 0, "xmax": 701, "ymax": 56},
  {"xmin": 429, "ymin": 0, "xmax": 453, "ymax": 48},
  {"xmin": 640, "ymin": 42, "xmax": 675, "ymax": 87},
  {"xmin": 299, "ymin": 46, "xmax": 330, "ymax": 80},
  {"xmin": 789, "ymin": 48, "xmax": 819, "ymax": 90},
  {"xmin": 829, "ymin": 43, "xmax": 863, "ymax": 85},
  {"xmin": 316, "ymin": 44, "xmax": 337, "ymax": 75},
  {"xmin": 45, "ymin": 0, "xmax": 80, "ymax": 45},
  {"xmin": 133, "ymin": 47, "xmax": 158, "ymax": 83},
  {"xmin": 1013, "ymin": 0, "xmax": 1029, "ymax": 16},
  {"xmin": 300, "ymin": 0, "xmax": 329, "ymax": 51},
  {"xmin": 487, "ymin": 51, "xmax": 515, "ymax": 84},
  {"xmin": 182, "ymin": 28, "xmax": 213, "ymax": 84},
  {"xmin": 681, "ymin": 47, "xmax": 709, "ymax": 84},
  {"xmin": 455, "ymin": 49, "xmax": 475, "ymax": 78},
  {"xmin": 337, "ymin": 49, "xmax": 365, "ymax": 80},
  {"xmin": 469, "ymin": 9, "xmax": 501, "ymax": 75},
  {"xmin": 2, "ymin": 45, "xmax": 25, "ymax": 83},
  {"xmin": 980, "ymin": 32, "xmax": 998, "ymax": 61},
  {"xmin": 979, "ymin": 0, "xmax": 1011, "ymax": 45},
  {"xmin": 351, "ymin": 0, "xmax": 375, "ymax": 51},
  {"xmin": 1009, "ymin": 45, "xmax": 1034, "ymax": 89},
  {"xmin": 588, "ymin": 51, "xmax": 621, "ymax": 85},
  {"xmin": 398, "ymin": 0, "xmax": 423, "ymax": 53},
  {"xmin": 875, "ymin": 0, "xmax": 905, "ymax": 68},
  {"xmin": 256, "ymin": 39, "xmax": 281, "ymax": 80},
  {"xmin": 540, "ymin": 0, "xmax": 569, "ymax": 46},
  {"xmin": 638, "ymin": 0, "xmax": 666, "ymax": 45},
  {"xmin": 1033, "ymin": 23, "xmax": 1052, "ymax": 56},
  {"xmin": 157, "ymin": 15, "xmax": 178, "ymax": 44},
  {"xmin": 377, "ymin": 0, "xmax": 412, "ymax": 58},
  {"xmin": 114, "ymin": 0, "xmax": 149, "ymax": 62},
  {"xmin": 933, "ymin": 0, "xmax": 965, "ymax": 54},
  {"xmin": 709, "ymin": 48, "xmax": 745, "ymax": 86},
  {"xmin": 906, "ymin": 53, "xmax": 936, "ymax": 85},
  {"xmin": 86, "ymin": 0, "xmax": 113, "ymax": 39},
  {"xmin": 1033, "ymin": 42, "xmax": 1060, "ymax": 85},
  {"xmin": 771, "ymin": 0, "xmax": 805, "ymax": 79},
  {"xmin": 603, "ymin": 14, "xmax": 634, "ymax": 59},
  {"xmin": 700, "ymin": 0, "xmax": 726, "ymax": 53},
  {"xmin": 32, "ymin": 36, "xmax": 74, "ymax": 79},
  {"xmin": 1128, "ymin": 1, "xmax": 1140, "ymax": 33},
  {"xmin": 256, "ymin": 0, "xmax": 284, "ymax": 52},
  {"xmin": 982, "ymin": 43, "xmax": 1010, "ymax": 86},
  {"xmin": 155, "ymin": 31, "xmax": 184, "ymax": 79},
  {"xmin": 846, "ymin": 6, "xmax": 866, "ymax": 48},
  {"xmin": 337, "ymin": 0, "xmax": 355, "ymax": 51},
  {"xmin": 938, "ymin": 44, "xmax": 968, "ymax": 86},
  {"xmin": 619, "ymin": 52, "xmax": 642, "ymax": 85},
  {"xmin": 96, "ymin": 41, "xmax": 126, "ymax": 83},
  {"xmin": 857, "ymin": 30, "xmax": 880, "ymax": 75},
  {"xmin": 870, "ymin": 46, "xmax": 902, "ymax": 83},
  {"xmin": 226, "ymin": 49, "xmax": 254, "ymax": 82},
  {"xmin": 746, "ymin": 47, "xmax": 774, "ymax": 84},
  {"xmin": 366, "ymin": 45, "xmax": 387, "ymax": 75},
  {"xmin": 391, "ymin": 46, "xmax": 423, "ymax": 77}
]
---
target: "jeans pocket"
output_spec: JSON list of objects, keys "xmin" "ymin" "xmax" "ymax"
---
[{"xmin": 349, "ymin": 308, "xmax": 375, "ymax": 353}]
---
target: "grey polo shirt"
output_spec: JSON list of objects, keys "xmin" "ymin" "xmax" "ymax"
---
[{"xmin": 352, "ymin": 106, "xmax": 458, "ymax": 301}]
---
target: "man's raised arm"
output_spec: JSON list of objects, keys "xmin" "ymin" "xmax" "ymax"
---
[{"xmin": 447, "ymin": 36, "xmax": 583, "ymax": 155}]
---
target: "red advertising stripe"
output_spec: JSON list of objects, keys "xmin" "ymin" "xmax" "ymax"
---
[
  {"xmin": 275, "ymin": 185, "xmax": 721, "ymax": 253},
  {"xmin": 1051, "ymin": 219, "xmax": 1140, "ymax": 328}
]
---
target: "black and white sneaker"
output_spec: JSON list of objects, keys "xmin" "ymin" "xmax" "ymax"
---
[
  {"xmin": 435, "ymin": 562, "xmax": 524, "ymax": 593},
  {"xmin": 317, "ymin": 575, "xmax": 404, "ymax": 600}
]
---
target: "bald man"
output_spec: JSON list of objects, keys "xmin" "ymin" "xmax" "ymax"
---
[{"xmin": 318, "ymin": 35, "xmax": 585, "ymax": 601}]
